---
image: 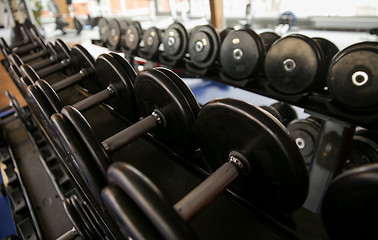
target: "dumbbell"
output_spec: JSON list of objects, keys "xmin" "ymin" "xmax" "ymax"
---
[
  {"xmin": 102, "ymin": 98, "xmax": 309, "ymax": 239},
  {"xmin": 50, "ymin": 67, "xmax": 199, "ymax": 196},
  {"xmin": 138, "ymin": 27, "xmax": 162, "ymax": 60},
  {"xmin": 260, "ymin": 102, "xmax": 297, "ymax": 127},
  {"xmin": 0, "ymin": 29, "xmax": 44, "ymax": 58},
  {"xmin": 327, "ymin": 41, "xmax": 378, "ymax": 111},
  {"xmin": 186, "ymin": 25, "xmax": 220, "ymax": 74},
  {"xmin": 344, "ymin": 129, "xmax": 378, "ymax": 170},
  {"xmin": 122, "ymin": 21, "xmax": 143, "ymax": 54},
  {"xmin": 321, "ymin": 163, "xmax": 378, "ymax": 240},
  {"xmin": 265, "ymin": 34, "xmax": 339, "ymax": 94},
  {"xmin": 9, "ymin": 39, "xmax": 72, "ymax": 79},
  {"xmin": 29, "ymin": 53, "xmax": 137, "ymax": 124},
  {"xmin": 106, "ymin": 18, "xmax": 129, "ymax": 50},
  {"xmin": 159, "ymin": 22, "xmax": 188, "ymax": 65},
  {"xmin": 19, "ymin": 44, "xmax": 98, "ymax": 94},
  {"xmin": 287, "ymin": 116, "xmax": 321, "ymax": 167},
  {"xmin": 219, "ymin": 28, "xmax": 266, "ymax": 81}
]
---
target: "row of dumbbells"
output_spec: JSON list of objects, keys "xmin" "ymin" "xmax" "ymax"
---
[
  {"xmin": 3, "ymin": 35, "xmax": 310, "ymax": 238},
  {"xmin": 97, "ymin": 18, "xmax": 377, "ymax": 113},
  {"xmin": 2, "ymin": 32, "xmax": 376, "ymax": 239}
]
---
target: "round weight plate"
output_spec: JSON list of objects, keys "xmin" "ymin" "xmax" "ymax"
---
[
  {"xmin": 47, "ymin": 42, "xmax": 58, "ymax": 59},
  {"xmin": 260, "ymin": 32, "xmax": 280, "ymax": 51},
  {"xmin": 220, "ymin": 29, "xmax": 265, "ymax": 80},
  {"xmin": 50, "ymin": 112, "xmax": 106, "ymax": 199},
  {"xmin": 330, "ymin": 42, "xmax": 377, "ymax": 67},
  {"xmin": 134, "ymin": 69, "xmax": 197, "ymax": 155},
  {"xmin": 141, "ymin": 27, "xmax": 161, "ymax": 59},
  {"xmin": 70, "ymin": 45, "xmax": 99, "ymax": 93},
  {"xmin": 219, "ymin": 28, "xmax": 233, "ymax": 42},
  {"xmin": 27, "ymin": 85, "xmax": 56, "ymax": 128},
  {"xmin": 155, "ymin": 67, "xmax": 200, "ymax": 117},
  {"xmin": 327, "ymin": 45, "xmax": 378, "ymax": 110},
  {"xmin": 95, "ymin": 54, "xmax": 138, "ymax": 122},
  {"xmin": 270, "ymin": 102, "xmax": 297, "ymax": 127},
  {"xmin": 98, "ymin": 18, "xmax": 109, "ymax": 43},
  {"xmin": 119, "ymin": 19, "xmax": 129, "ymax": 32},
  {"xmin": 125, "ymin": 22, "xmax": 142, "ymax": 52},
  {"xmin": 109, "ymin": 52, "xmax": 137, "ymax": 82},
  {"xmin": 312, "ymin": 37, "xmax": 338, "ymax": 68},
  {"xmin": 63, "ymin": 197, "xmax": 93, "ymax": 240},
  {"xmin": 55, "ymin": 39, "xmax": 71, "ymax": 60},
  {"xmin": 344, "ymin": 134, "xmax": 378, "ymax": 170},
  {"xmin": 35, "ymin": 80, "xmax": 63, "ymax": 113},
  {"xmin": 6, "ymin": 91, "xmax": 30, "ymax": 127},
  {"xmin": 107, "ymin": 19, "xmax": 121, "ymax": 49},
  {"xmin": 195, "ymin": 98, "xmax": 308, "ymax": 214},
  {"xmin": 321, "ymin": 164, "xmax": 378, "ymax": 240},
  {"xmin": 287, "ymin": 118, "xmax": 320, "ymax": 164},
  {"xmin": 9, "ymin": 53, "xmax": 23, "ymax": 69},
  {"xmin": 0, "ymin": 37, "xmax": 11, "ymax": 56},
  {"xmin": 20, "ymin": 64, "xmax": 39, "ymax": 84},
  {"xmin": 162, "ymin": 22, "xmax": 188, "ymax": 61},
  {"xmin": 188, "ymin": 25, "xmax": 220, "ymax": 68},
  {"xmin": 60, "ymin": 106, "xmax": 109, "ymax": 176},
  {"xmin": 106, "ymin": 162, "xmax": 195, "ymax": 240},
  {"xmin": 69, "ymin": 195, "xmax": 102, "ymax": 240},
  {"xmin": 265, "ymin": 34, "xmax": 323, "ymax": 94}
]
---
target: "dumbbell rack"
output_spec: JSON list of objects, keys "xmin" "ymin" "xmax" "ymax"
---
[
  {"xmin": 1, "ymin": 53, "xmax": 331, "ymax": 239},
  {"xmin": 92, "ymin": 34, "xmax": 376, "ymax": 214}
]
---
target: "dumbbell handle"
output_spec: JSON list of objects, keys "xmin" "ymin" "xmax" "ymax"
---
[
  {"xmin": 52, "ymin": 69, "xmax": 89, "ymax": 91},
  {"xmin": 174, "ymin": 159, "xmax": 241, "ymax": 221},
  {"xmin": 21, "ymin": 49, "xmax": 47, "ymax": 62},
  {"xmin": 73, "ymin": 86, "xmax": 114, "ymax": 112},
  {"xmin": 13, "ymin": 41, "xmax": 39, "ymax": 54},
  {"xmin": 31, "ymin": 55, "xmax": 56, "ymax": 71},
  {"xmin": 102, "ymin": 112, "xmax": 161, "ymax": 153},
  {"xmin": 56, "ymin": 228, "xmax": 77, "ymax": 240},
  {"xmin": 37, "ymin": 59, "xmax": 70, "ymax": 78}
]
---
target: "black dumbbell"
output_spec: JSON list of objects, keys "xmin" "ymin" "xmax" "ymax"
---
[
  {"xmin": 9, "ymin": 39, "xmax": 72, "ymax": 79},
  {"xmin": 106, "ymin": 18, "xmax": 129, "ymax": 50},
  {"xmin": 102, "ymin": 98, "xmax": 309, "ymax": 239},
  {"xmin": 265, "ymin": 34, "xmax": 339, "ymax": 94},
  {"xmin": 327, "ymin": 41, "xmax": 378, "ymax": 111},
  {"xmin": 0, "ymin": 36, "xmax": 47, "ymax": 62},
  {"xmin": 50, "ymin": 68, "xmax": 199, "ymax": 196},
  {"xmin": 29, "ymin": 53, "xmax": 136, "ymax": 122},
  {"xmin": 321, "ymin": 164, "xmax": 378, "ymax": 240},
  {"xmin": 219, "ymin": 28, "xmax": 266, "ymax": 81},
  {"xmin": 344, "ymin": 129, "xmax": 378, "ymax": 170},
  {"xmin": 159, "ymin": 22, "xmax": 188, "ymax": 66},
  {"xmin": 138, "ymin": 26, "xmax": 162, "ymax": 60},
  {"xmin": 186, "ymin": 25, "xmax": 220, "ymax": 75},
  {"xmin": 287, "ymin": 116, "xmax": 321, "ymax": 167},
  {"xmin": 122, "ymin": 21, "xmax": 143, "ymax": 54}
]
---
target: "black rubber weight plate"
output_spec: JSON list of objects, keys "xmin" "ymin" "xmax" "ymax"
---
[
  {"xmin": 107, "ymin": 19, "xmax": 121, "ymax": 49},
  {"xmin": 260, "ymin": 32, "xmax": 280, "ymax": 51},
  {"xmin": 70, "ymin": 45, "xmax": 99, "ymax": 93},
  {"xmin": 265, "ymin": 35, "xmax": 321, "ymax": 94},
  {"xmin": 109, "ymin": 52, "xmax": 137, "ymax": 82},
  {"xmin": 155, "ymin": 67, "xmax": 200, "ymax": 117},
  {"xmin": 163, "ymin": 22, "xmax": 188, "ymax": 60},
  {"xmin": 327, "ymin": 46, "xmax": 378, "ymax": 110},
  {"xmin": 321, "ymin": 164, "xmax": 378, "ymax": 240},
  {"xmin": 125, "ymin": 23, "xmax": 142, "ymax": 51},
  {"xmin": 95, "ymin": 54, "xmax": 138, "ymax": 122},
  {"xmin": 141, "ymin": 27, "xmax": 161, "ymax": 57},
  {"xmin": 35, "ymin": 79, "xmax": 63, "ymax": 113},
  {"xmin": 55, "ymin": 39, "xmax": 71, "ymax": 60},
  {"xmin": 220, "ymin": 29, "xmax": 261, "ymax": 80},
  {"xmin": 195, "ymin": 98, "xmax": 309, "ymax": 214},
  {"xmin": 98, "ymin": 18, "xmax": 109, "ymax": 43},
  {"xmin": 134, "ymin": 69, "xmax": 196, "ymax": 155}
]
